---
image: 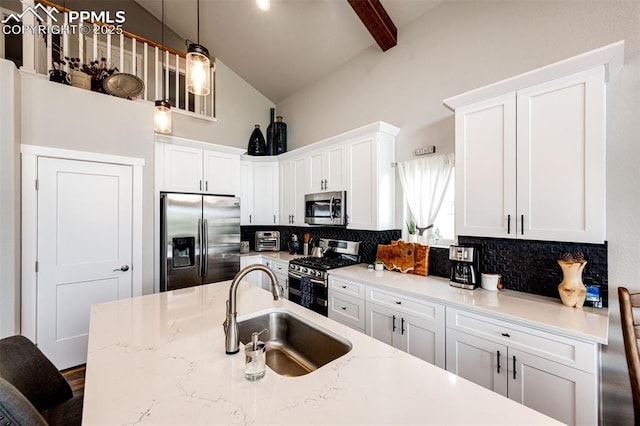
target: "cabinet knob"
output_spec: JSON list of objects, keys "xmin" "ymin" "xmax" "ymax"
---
[
  {"xmin": 341, "ymin": 285, "xmax": 347, "ymax": 289},
  {"xmin": 341, "ymin": 306, "xmax": 347, "ymax": 310},
  {"xmin": 501, "ymin": 332, "xmax": 510, "ymax": 338},
  {"xmin": 395, "ymin": 301, "xmax": 402, "ymax": 305}
]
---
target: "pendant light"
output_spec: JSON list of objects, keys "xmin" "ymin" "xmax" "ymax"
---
[
  {"xmin": 186, "ymin": 0, "xmax": 211, "ymax": 96},
  {"xmin": 154, "ymin": 0, "xmax": 172, "ymax": 134}
]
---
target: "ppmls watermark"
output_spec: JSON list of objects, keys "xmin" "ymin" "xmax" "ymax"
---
[{"xmin": 2, "ymin": 3, "xmax": 126, "ymax": 35}]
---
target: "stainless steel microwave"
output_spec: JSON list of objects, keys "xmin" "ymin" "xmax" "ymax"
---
[{"xmin": 304, "ymin": 191, "xmax": 346, "ymax": 226}]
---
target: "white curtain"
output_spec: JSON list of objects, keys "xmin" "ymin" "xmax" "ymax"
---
[{"xmin": 397, "ymin": 153, "xmax": 454, "ymax": 236}]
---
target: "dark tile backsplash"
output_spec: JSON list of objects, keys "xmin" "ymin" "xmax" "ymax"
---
[
  {"xmin": 458, "ymin": 236, "xmax": 608, "ymax": 307},
  {"xmin": 241, "ymin": 226, "xmax": 401, "ymax": 264},
  {"xmin": 242, "ymin": 227, "xmax": 608, "ymax": 307}
]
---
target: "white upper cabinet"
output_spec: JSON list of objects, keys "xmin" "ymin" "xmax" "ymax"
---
[
  {"xmin": 280, "ymin": 156, "xmax": 307, "ymax": 226},
  {"xmin": 516, "ymin": 68, "xmax": 605, "ymax": 242},
  {"xmin": 308, "ymin": 145, "xmax": 347, "ymax": 193},
  {"xmin": 159, "ymin": 140, "xmax": 242, "ymax": 196},
  {"xmin": 251, "ymin": 161, "xmax": 279, "ymax": 226},
  {"xmin": 161, "ymin": 144, "xmax": 204, "ymax": 193},
  {"xmin": 454, "ymin": 93, "xmax": 517, "ymax": 238},
  {"xmin": 239, "ymin": 160, "xmax": 254, "ymax": 225},
  {"xmin": 203, "ymin": 150, "xmax": 241, "ymax": 195},
  {"xmin": 347, "ymin": 131, "xmax": 396, "ymax": 230},
  {"xmin": 445, "ymin": 41, "xmax": 624, "ymax": 244},
  {"xmin": 454, "ymin": 68, "xmax": 605, "ymax": 243}
]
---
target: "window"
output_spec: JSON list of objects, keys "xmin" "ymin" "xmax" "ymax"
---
[
  {"xmin": 424, "ymin": 173, "xmax": 454, "ymax": 244},
  {"xmin": 397, "ymin": 153, "xmax": 455, "ymax": 246}
]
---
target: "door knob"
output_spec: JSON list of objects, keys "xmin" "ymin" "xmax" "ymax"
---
[{"xmin": 113, "ymin": 265, "xmax": 130, "ymax": 272}]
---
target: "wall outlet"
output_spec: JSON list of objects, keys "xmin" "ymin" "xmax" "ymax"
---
[{"xmin": 415, "ymin": 146, "xmax": 436, "ymax": 156}]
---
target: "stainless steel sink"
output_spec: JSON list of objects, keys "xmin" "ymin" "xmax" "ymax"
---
[{"xmin": 238, "ymin": 310, "xmax": 352, "ymax": 377}]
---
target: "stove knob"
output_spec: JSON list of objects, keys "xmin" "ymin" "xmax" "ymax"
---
[
  {"xmin": 301, "ymin": 267, "xmax": 307, "ymax": 274},
  {"xmin": 316, "ymin": 270, "xmax": 322, "ymax": 278}
]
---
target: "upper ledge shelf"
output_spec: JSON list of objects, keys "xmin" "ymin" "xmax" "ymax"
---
[
  {"xmin": 443, "ymin": 40, "xmax": 625, "ymax": 111},
  {"xmin": 155, "ymin": 134, "xmax": 245, "ymax": 155},
  {"xmin": 275, "ymin": 120, "xmax": 400, "ymax": 161}
]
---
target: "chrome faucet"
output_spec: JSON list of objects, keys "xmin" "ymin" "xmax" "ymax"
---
[{"xmin": 224, "ymin": 264, "xmax": 283, "ymax": 354}]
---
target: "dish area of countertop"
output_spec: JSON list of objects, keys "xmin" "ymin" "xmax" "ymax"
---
[
  {"xmin": 83, "ymin": 282, "xmax": 562, "ymax": 425},
  {"xmin": 329, "ymin": 264, "xmax": 609, "ymax": 345}
]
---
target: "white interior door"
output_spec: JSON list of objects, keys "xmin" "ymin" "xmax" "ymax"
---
[{"xmin": 37, "ymin": 157, "xmax": 133, "ymax": 369}]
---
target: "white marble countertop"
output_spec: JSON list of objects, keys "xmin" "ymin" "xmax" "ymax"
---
[
  {"xmin": 241, "ymin": 250, "xmax": 304, "ymax": 262},
  {"xmin": 329, "ymin": 264, "xmax": 609, "ymax": 344},
  {"xmin": 83, "ymin": 281, "xmax": 561, "ymax": 425}
]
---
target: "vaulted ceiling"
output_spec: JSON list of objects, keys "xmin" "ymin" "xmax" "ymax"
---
[{"xmin": 134, "ymin": 0, "xmax": 440, "ymax": 103}]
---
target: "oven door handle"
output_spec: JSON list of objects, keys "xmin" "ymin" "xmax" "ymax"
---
[
  {"xmin": 288, "ymin": 288, "xmax": 328, "ymax": 307},
  {"xmin": 288, "ymin": 271, "xmax": 326, "ymax": 286}
]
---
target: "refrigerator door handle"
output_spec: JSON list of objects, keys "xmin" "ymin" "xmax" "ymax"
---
[
  {"xmin": 197, "ymin": 218, "xmax": 203, "ymax": 278},
  {"xmin": 161, "ymin": 194, "xmax": 168, "ymax": 291},
  {"xmin": 202, "ymin": 218, "xmax": 209, "ymax": 278}
]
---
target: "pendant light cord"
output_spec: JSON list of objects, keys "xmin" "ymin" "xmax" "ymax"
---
[
  {"xmin": 161, "ymin": 0, "xmax": 165, "ymax": 100},
  {"xmin": 197, "ymin": 0, "xmax": 200, "ymax": 44}
]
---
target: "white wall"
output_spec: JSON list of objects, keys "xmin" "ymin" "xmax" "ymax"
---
[
  {"xmin": 276, "ymin": 2, "xmax": 640, "ymax": 423},
  {"xmin": 0, "ymin": 59, "xmax": 20, "ymax": 338},
  {"xmin": 0, "ymin": 54, "xmax": 274, "ymax": 336},
  {"xmin": 171, "ymin": 60, "xmax": 275, "ymax": 148}
]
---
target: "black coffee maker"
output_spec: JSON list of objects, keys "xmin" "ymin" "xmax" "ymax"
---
[
  {"xmin": 449, "ymin": 245, "xmax": 480, "ymax": 290},
  {"xmin": 288, "ymin": 233, "xmax": 301, "ymax": 255}
]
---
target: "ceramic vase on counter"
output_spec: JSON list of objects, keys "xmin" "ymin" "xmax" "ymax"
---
[
  {"xmin": 247, "ymin": 125, "xmax": 267, "ymax": 156},
  {"xmin": 557, "ymin": 259, "xmax": 587, "ymax": 308}
]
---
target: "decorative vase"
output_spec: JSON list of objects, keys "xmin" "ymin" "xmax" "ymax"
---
[
  {"xmin": 247, "ymin": 125, "xmax": 267, "ymax": 156},
  {"xmin": 265, "ymin": 108, "xmax": 275, "ymax": 156},
  {"xmin": 408, "ymin": 234, "xmax": 418, "ymax": 243},
  {"xmin": 70, "ymin": 70, "xmax": 91, "ymax": 90},
  {"xmin": 91, "ymin": 77, "xmax": 106, "ymax": 93},
  {"xmin": 49, "ymin": 69, "xmax": 69, "ymax": 85},
  {"xmin": 274, "ymin": 115, "xmax": 287, "ymax": 155},
  {"xmin": 557, "ymin": 259, "xmax": 587, "ymax": 308}
]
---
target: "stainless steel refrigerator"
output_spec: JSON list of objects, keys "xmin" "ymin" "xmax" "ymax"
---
[{"xmin": 160, "ymin": 193, "xmax": 241, "ymax": 292}]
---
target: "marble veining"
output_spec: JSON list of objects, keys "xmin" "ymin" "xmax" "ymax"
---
[
  {"xmin": 329, "ymin": 264, "xmax": 609, "ymax": 344},
  {"xmin": 83, "ymin": 281, "xmax": 561, "ymax": 425}
]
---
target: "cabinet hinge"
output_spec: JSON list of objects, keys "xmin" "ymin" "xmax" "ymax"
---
[
  {"xmin": 35, "ymin": 179, "xmax": 39, "ymax": 191},
  {"xmin": 35, "ymin": 261, "xmax": 39, "ymax": 273}
]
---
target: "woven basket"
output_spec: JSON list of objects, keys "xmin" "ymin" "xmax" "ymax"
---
[{"xmin": 70, "ymin": 71, "xmax": 91, "ymax": 90}]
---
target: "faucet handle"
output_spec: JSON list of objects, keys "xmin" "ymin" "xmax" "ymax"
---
[{"xmin": 223, "ymin": 299, "xmax": 230, "ymax": 333}]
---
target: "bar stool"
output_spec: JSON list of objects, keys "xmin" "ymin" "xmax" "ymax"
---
[{"xmin": 619, "ymin": 286, "xmax": 640, "ymax": 424}]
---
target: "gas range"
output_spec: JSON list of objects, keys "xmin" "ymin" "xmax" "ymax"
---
[
  {"xmin": 287, "ymin": 238, "xmax": 360, "ymax": 316},
  {"xmin": 289, "ymin": 256, "xmax": 360, "ymax": 280}
]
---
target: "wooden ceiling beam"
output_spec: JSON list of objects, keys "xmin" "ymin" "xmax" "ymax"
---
[{"xmin": 347, "ymin": 0, "xmax": 397, "ymax": 51}]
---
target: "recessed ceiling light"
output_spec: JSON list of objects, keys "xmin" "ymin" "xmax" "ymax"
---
[{"xmin": 256, "ymin": 0, "xmax": 270, "ymax": 11}]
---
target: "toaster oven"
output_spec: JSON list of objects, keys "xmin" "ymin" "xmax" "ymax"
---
[{"xmin": 255, "ymin": 231, "xmax": 280, "ymax": 252}]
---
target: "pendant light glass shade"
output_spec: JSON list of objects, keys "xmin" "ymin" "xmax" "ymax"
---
[
  {"xmin": 154, "ymin": 100, "xmax": 172, "ymax": 134},
  {"xmin": 186, "ymin": 0, "xmax": 211, "ymax": 96},
  {"xmin": 186, "ymin": 43, "xmax": 210, "ymax": 96}
]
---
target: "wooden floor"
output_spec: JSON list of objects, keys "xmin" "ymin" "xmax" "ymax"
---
[{"xmin": 61, "ymin": 364, "xmax": 86, "ymax": 397}]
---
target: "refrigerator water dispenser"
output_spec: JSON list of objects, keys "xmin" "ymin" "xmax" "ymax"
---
[{"xmin": 172, "ymin": 237, "xmax": 195, "ymax": 268}]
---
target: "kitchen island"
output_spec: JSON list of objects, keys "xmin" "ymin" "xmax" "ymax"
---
[{"xmin": 83, "ymin": 280, "xmax": 561, "ymax": 425}]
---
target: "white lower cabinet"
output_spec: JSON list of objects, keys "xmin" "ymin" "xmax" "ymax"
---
[
  {"xmin": 445, "ymin": 307, "xmax": 598, "ymax": 426},
  {"xmin": 265, "ymin": 258, "xmax": 289, "ymax": 299},
  {"xmin": 239, "ymin": 256, "xmax": 265, "ymax": 289},
  {"xmin": 328, "ymin": 277, "xmax": 366, "ymax": 332},
  {"xmin": 365, "ymin": 287, "xmax": 445, "ymax": 368}
]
